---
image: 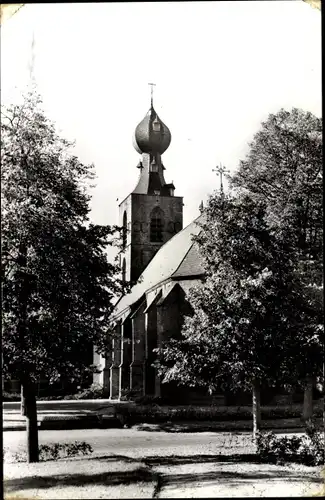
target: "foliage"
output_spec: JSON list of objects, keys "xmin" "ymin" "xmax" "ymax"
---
[
  {"xmin": 231, "ymin": 108, "xmax": 322, "ymax": 265},
  {"xmin": 155, "ymin": 108, "xmax": 323, "ymax": 397},
  {"xmin": 256, "ymin": 431, "xmax": 302, "ymax": 464},
  {"xmin": 2, "ymin": 391, "xmax": 21, "ymax": 401},
  {"xmin": 114, "ymin": 402, "xmax": 323, "ymax": 426},
  {"xmin": 231, "ymin": 107, "xmax": 323, "ymax": 386},
  {"xmin": 4, "ymin": 441, "xmax": 93, "ymax": 463},
  {"xmin": 73, "ymin": 383, "xmax": 110, "ymax": 400},
  {"xmin": 155, "ymin": 191, "xmax": 322, "ymax": 394},
  {"xmin": 256, "ymin": 420, "xmax": 324, "ymax": 466},
  {"xmin": 1, "ymin": 86, "xmax": 125, "ymax": 386}
]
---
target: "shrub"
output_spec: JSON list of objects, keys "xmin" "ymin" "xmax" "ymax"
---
[
  {"xmin": 4, "ymin": 441, "xmax": 93, "ymax": 463},
  {"xmin": 39, "ymin": 441, "xmax": 93, "ymax": 460},
  {"xmin": 256, "ymin": 431, "xmax": 302, "ymax": 465},
  {"xmin": 73, "ymin": 383, "xmax": 110, "ymax": 400},
  {"xmin": 113, "ymin": 402, "xmax": 323, "ymax": 426},
  {"xmin": 2, "ymin": 391, "xmax": 20, "ymax": 402},
  {"xmin": 256, "ymin": 420, "xmax": 324, "ymax": 466},
  {"xmin": 300, "ymin": 419, "xmax": 325, "ymax": 466}
]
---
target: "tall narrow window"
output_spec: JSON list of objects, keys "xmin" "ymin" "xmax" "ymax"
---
[
  {"xmin": 122, "ymin": 211, "xmax": 127, "ymax": 248},
  {"xmin": 150, "ymin": 207, "xmax": 164, "ymax": 243}
]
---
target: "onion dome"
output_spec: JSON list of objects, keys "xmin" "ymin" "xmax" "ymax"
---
[{"xmin": 133, "ymin": 106, "xmax": 171, "ymax": 155}]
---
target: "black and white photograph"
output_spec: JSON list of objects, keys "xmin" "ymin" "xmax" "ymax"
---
[{"xmin": 1, "ymin": 1, "xmax": 323, "ymax": 498}]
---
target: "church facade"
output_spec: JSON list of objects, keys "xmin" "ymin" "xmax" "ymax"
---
[
  {"xmin": 93, "ymin": 97, "xmax": 306, "ymax": 406},
  {"xmin": 93, "ymin": 97, "xmax": 207, "ymax": 401}
]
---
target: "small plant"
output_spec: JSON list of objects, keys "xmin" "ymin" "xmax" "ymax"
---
[
  {"xmin": 4, "ymin": 441, "xmax": 93, "ymax": 463},
  {"xmin": 74, "ymin": 383, "xmax": 109, "ymax": 400},
  {"xmin": 299, "ymin": 419, "xmax": 325, "ymax": 466},
  {"xmin": 2, "ymin": 391, "xmax": 21, "ymax": 401},
  {"xmin": 256, "ymin": 420, "xmax": 324, "ymax": 466},
  {"xmin": 256, "ymin": 431, "xmax": 302, "ymax": 465}
]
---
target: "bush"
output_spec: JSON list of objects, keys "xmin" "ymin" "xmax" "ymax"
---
[
  {"xmin": 256, "ymin": 420, "xmax": 324, "ymax": 466},
  {"xmin": 300, "ymin": 419, "xmax": 325, "ymax": 466},
  {"xmin": 4, "ymin": 441, "xmax": 93, "ymax": 463},
  {"xmin": 113, "ymin": 402, "xmax": 324, "ymax": 426},
  {"xmin": 36, "ymin": 383, "xmax": 110, "ymax": 400},
  {"xmin": 74, "ymin": 383, "xmax": 110, "ymax": 400},
  {"xmin": 39, "ymin": 441, "xmax": 93, "ymax": 460},
  {"xmin": 2, "ymin": 391, "xmax": 20, "ymax": 401}
]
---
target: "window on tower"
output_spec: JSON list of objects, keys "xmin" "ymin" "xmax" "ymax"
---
[
  {"xmin": 150, "ymin": 207, "xmax": 164, "ymax": 243},
  {"xmin": 122, "ymin": 211, "xmax": 127, "ymax": 248}
]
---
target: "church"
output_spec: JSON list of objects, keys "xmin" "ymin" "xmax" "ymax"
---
[
  {"xmin": 93, "ymin": 93, "xmax": 209, "ymax": 402},
  {"xmin": 92, "ymin": 93, "xmax": 309, "ymax": 407}
]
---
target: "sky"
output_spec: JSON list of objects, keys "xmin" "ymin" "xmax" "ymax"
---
[{"xmin": 1, "ymin": 1, "xmax": 322, "ymax": 230}]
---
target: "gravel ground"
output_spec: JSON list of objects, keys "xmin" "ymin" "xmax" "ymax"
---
[
  {"xmin": 155, "ymin": 461, "xmax": 324, "ymax": 498},
  {"xmin": 4, "ymin": 455, "xmax": 323, "ymax": 499},
  {"xmin": 4, "ymin": 458, "xmax": 157, "ymax": 499},
  {"xmin": 3, "ymin": 429, "xmax": 324, "ymax": 498}
]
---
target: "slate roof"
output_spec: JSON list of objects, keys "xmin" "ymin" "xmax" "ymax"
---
[
  {"xmin": 172, "ymin": 237, "xmax": 205, "ymax": 278},
  {"xmin": 113, "ymin": 214, "xmax": 205, "ymax": 318}
]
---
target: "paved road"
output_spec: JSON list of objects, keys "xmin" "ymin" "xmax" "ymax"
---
[
  {"xmin": 3, "ymin": 399, "xmax": 117, "ymax": 412},
  {"xmin": 3, "ymin": 428, "xmax": 256, "ymax": 459}
]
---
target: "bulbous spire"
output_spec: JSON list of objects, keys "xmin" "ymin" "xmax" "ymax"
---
[{"xmin": 133, "ymin": 106, "xmax": 171, "ymax": 155}]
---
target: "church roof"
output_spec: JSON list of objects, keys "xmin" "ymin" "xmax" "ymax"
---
[{"xmin": 113, "ymin": 214, "xmax": 205, "ymax": 318}]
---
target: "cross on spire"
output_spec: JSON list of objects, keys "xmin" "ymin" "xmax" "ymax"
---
[
  {"xmin": 148, "ymin": 82, "xmax": 156, "ymax": 107},
  {"xmin": 212, "ymin": 163, "xmax": 229, "ymax": 194}
]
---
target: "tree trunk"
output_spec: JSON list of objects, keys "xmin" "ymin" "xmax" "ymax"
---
[
  {"xmin": 302, "ymin": 377, "xmax": 313, "ymax": 422},
  {"xmin": 22, "ymin": 378, "xmax": 39, "ymax": 463},
  {"xmin": 323, "ymin": 360, "xmax": 325, "ymax": 431},
  {"xmin": 16, "ymin": 241, "xmax": 39, "ymax": 461},
  {"xmin": 21, "ymin": 383, "xmax": 26, "ymax": 416},
  {"xmin": 252, "ymin": 379, "xmax": 261, "ymax": 443}
]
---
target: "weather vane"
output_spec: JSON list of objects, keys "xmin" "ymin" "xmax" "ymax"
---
[
  {"xmin": 148, "ymin": 82, "xmax": 156, "ymax": 107},
  {"xmin": 212, "ymin": 163, "xmax": 229, "ymax": 194}
]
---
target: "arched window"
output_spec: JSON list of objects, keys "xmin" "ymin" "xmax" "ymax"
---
[
  {"xmin": 150, "ymin": 207, "xmax": 164, "ymax": 243},
  {"xmin": 122, "ymin": 258, "xmax": 126, "ymax": 283},
  {"xmin": 122, "ymin": 211, "xmax": 127, "ymax": 248}
]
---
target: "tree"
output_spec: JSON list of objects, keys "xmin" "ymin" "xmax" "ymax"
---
[
  {"xmin": 1, "ymin": 86, "xmax": 123, "ymax": 462},
  {"xmin": 156, "ymin": 192, "xmax": 322, "ymax": 442},
  {"xmin": 231, "ymin": 108, "xmax": 323, "ymax": 419}
]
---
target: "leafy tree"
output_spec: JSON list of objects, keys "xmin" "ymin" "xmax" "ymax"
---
[
  {"xmin": 156, "ymin": 192, "xmax": 322, "ymax": 441},
  {"xmin": 230, "ymin": 108, "xmax": 323, "ymax": 418},
  {"xmin": 1, "ymin": 86, "xmax": 124, "ymax": 462}
]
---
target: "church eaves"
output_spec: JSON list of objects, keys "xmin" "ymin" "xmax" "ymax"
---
[{"xmin": 112, "ymin": 214, "xmax": 205, "ymax": 319}]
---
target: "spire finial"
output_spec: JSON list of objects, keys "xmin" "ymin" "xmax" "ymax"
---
[
  {"xmin": 148, "ymin": 82, "xmax": 156, "ymax": 108},
  {"xmin": 212, "ymin": 163, "xmax": 229, "ymax": 194},
  {"xmin": 199, "ymin": 200, "xmax": 204, "ymax": 213}
]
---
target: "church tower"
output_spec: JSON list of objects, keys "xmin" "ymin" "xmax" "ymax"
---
[{"xmin": 119, "ymin": 90, "xmax": 183, "ymax": 283}]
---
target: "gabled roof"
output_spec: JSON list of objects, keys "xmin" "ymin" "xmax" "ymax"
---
[{"xmin": 113, "ymin": 214, "xmax": 205, "ymax": 318}]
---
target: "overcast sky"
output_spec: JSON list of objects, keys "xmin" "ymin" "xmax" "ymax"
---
[{"xmin": 1, "ymin": 1, "xmax": 321, "ymax": 230}]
